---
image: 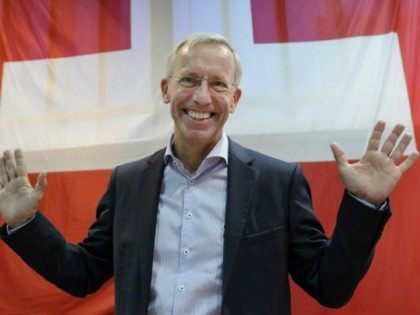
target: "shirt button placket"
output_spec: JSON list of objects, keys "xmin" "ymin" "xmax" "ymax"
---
[
  {"xmin": 182, "ymin": 179, "xmax": 194, "ymax": 264},
  {"xmin": 176, "ymin": 176, "xmax": 195, "ymax": 313}
]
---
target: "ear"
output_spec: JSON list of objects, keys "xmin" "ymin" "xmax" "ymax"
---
[
  {"xmin": 229, "ymin": 87, "xmax": 242, "ymax": 113},
  {"xmin": 161, "ymin": 78, "xmax": 170, "ymax": 103}
]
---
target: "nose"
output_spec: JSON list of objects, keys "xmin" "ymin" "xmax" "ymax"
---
[{"xmin": 192, "ymin": 79, "xmax": 212, "ymax": 106}]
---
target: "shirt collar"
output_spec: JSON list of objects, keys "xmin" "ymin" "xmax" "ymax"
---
[{"xmin": 164, "ymin": 132, "xmax": 229, "ymax": 165}]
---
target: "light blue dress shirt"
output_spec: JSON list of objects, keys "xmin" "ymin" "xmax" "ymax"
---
[{"xmin": 147, "ymin": 134, "xmax": 229, "ymax": 315}]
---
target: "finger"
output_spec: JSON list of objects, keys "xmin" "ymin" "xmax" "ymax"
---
[
  {"xmin": 381, "ymin": 123, "xmax": 405, "ymax": 156},
  {"xmin": 14, "ymin": 148, "xmax": 28, "ymax": 177},
  {"xmin": 0, "ymin": 156, "xmax": 9, "ymax": 184},
  {"xmin": 4, "ymin": 150, "xmax": 17, "ymax": 179},
  {"xmin": 366, "ymin": 120, "xmax": 386, "ymax": 151},
  {"xmin": 389, "ymin": 134, "xmax": 412, "ymax": 162},
  {"xmin": 330, "ymin": 142, "xmax": 349, "ymax": 167},
  {"xmin": 35, "ymin": 172, "xmax": 47, "ymax": 190},
  {"xmin": 32, "ymin": 172, "xmax": 47, "ymax": 201},
  {"xmin": 399, "ymin": 151, "xmax": 420, "ymax": 174}
]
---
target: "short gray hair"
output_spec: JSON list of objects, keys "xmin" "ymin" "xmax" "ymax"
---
[{"xmin": 166, "ymin": 32, "xmax": 243, "ymax": 85}]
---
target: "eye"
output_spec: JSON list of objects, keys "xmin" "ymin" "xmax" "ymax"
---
[
  {"xmin": 210, "ymin": 80, "xmax": 229, "ymax": 92},
  {"xmin": 177, "ymin": 76, "xmax": 199, "ymax": 88}
]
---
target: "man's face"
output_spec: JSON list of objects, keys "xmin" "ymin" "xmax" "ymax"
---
[{"xmin": 161, "ymin": 43, "xmax": 241, "ymax": 151}]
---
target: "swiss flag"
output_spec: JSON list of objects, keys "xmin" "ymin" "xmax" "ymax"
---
[
  {"xmin": 0, "ymin": 0, "xmax": 130, "ymax": 89},
  {"xmin": 1, "ymin": 0, "xmax": 420, "ymax": 314},
  {"xmin": 250, "ymin": 0, "xmax": 420, "ymax": 314},
  {"xmin": 0, "ymin": 1, "xmax": 130, "ymax": 314}
]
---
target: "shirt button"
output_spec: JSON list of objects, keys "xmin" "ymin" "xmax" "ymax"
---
[
  {"xmin": 183, "ymin": 249, "xmax": 189, "ymax": 255},
  {"xmin": 178, "ymin": 285, "xmax": 185, "ymax": 291},
  {"xmin": 186, "ymin": 213, "xmax": 192, "ymax": 219},
  {"xmin": 188, "ymin": 179, "xmax": 194, "ymax": 185}
]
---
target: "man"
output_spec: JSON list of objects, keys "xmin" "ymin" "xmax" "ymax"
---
[{"xmin": 0, "ymin": 33, "xmax": 418, "ymax": 315}]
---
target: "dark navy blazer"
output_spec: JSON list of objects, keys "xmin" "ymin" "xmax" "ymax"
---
[{"xmin": 1, "ymin": 140, "xmax": 391, "ymax": 314}]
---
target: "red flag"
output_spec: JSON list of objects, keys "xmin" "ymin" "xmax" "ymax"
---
[
  {"xmin": 1, "ymin": 1, "xmax": 419, "ymax": 314},
  {"xmin": 250, "ymin": 1, "xmax": 420, "ymax": 314},
  {"xmin": 0, "ymin": 1, "xmax": 130, "ymax": 314}
]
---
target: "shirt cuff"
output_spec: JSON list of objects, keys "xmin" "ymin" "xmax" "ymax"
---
[
  {"xmin": 6, "ymin": 215, "xmax": 36, "ymax": 235},
  {"xmin": 348, "ymin": 192, "xmax": 387, "ymax": 211}
]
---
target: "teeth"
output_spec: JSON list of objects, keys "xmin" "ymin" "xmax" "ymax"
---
[{"xmin": 187, "ymin": 110, "xmax": 211, "ymax": 120}]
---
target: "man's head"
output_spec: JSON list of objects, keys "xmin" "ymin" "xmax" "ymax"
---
[
  {"xmin": 161, "ymin": 33, "xmax": 242, "ymax": 154},
  {"xmin": 166, "ymin": 33, "xmax": 243, "ymax": 85}
]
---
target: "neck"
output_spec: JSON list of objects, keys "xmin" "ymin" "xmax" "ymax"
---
[{"xmin": 173, "ymin": 138, "xmax": 219, "ymax": 173}]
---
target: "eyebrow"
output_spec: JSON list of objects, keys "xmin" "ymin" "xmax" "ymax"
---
[
  {"xmin": 178, "ymin": 72, "xmax": 200, "ymax": 78},
  {"xmin": 178, "ymin": 71, "xmax": 228, "ymax": 81}
]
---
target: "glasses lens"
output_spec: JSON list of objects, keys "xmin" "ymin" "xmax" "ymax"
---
[{"xmin": 173, "ymin": 76, "xmax": 233, "ymax": 93}]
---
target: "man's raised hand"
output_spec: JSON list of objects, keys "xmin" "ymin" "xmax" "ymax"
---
[
  {"xmin": 330, "ymin": 121, "xmax": 419, "ymax": 207},
  {"xmin": 0, "ymin": 149, "xmax": 46, "ymax": 228}
]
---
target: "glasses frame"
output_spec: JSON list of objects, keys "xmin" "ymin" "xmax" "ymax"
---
[{"xmin": 169, "ymin": 75, "xmax": 237, "ymax": 93}]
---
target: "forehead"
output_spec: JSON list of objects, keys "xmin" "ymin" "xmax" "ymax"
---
[{"xmin": 173, "ymin": 43, "xmax": 235, "ymax": 78}]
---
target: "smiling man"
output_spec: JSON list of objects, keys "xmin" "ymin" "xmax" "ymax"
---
[
  {"xmin": 0, "ymin": 33, "xmax": 418, "ymax": 315},
  {"xmin": 162, "ymin": 40, "xmax": 242, "ymax": 173}
]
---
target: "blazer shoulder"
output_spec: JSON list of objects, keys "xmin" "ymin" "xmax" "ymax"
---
[
  {"xmin": 231, "ymin": 139, "xmax": 298, "ymax": 175},
  {"xmin": 114, "ymin": 147, "xmax": 166, "ymax": 177}
]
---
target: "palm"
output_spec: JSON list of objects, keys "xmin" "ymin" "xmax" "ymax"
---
[
  {"xmin": 331, "ymin": 121, "xmax": 418, "ymax": 206},
  {"xmin": 0, "ymin": 176, "xmax": 39, "ymax": 223},
  {"xmin": 0, "ymin": 149, "xmax": 46, "ymax": 227}
]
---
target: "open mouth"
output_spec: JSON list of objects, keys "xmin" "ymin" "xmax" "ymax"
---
[{"xmin": 185, "ymin": 109, "xmax": 213, "ymax": 120}]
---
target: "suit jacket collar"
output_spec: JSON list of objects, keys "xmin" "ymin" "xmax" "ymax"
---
[
  {"xmin": 135, "ymin": 148, "xmax": 166, "ymax": 307},
  {"xmin": 223, "ymin": 139, "xmax": 258, "ymax": 296}
]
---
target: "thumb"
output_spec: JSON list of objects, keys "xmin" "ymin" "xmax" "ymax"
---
[
  {"xmin": 34, "ymin": 172, "xmax": 47, "ymax": 194},
  {"xmin": 36, "ymin": 173, "xmax": 47, "ymax": 188},
  {"xmin": 330, "ymin": 142, "xmax": 348, "ymax": 167}
]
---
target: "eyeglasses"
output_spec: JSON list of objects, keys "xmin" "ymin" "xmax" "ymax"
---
[{"xmin": 170, "ymin": 75, "xmax": 236, "ymax": 93}]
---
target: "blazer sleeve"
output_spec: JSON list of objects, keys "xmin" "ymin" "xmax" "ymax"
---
[
  {"xmin": 0, "ymin": 169, "xmax": 117, "ymax": 298},
  {"xmin": 287, "ymin": 165, "xmax": 391, "ymax": 308}
]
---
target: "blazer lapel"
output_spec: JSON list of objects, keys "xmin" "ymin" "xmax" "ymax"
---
[
  {"xmin": 222, "ymin": 140, "xmax": 258, "ymax": 296},
  {"xmin": 135, "ymin": 149, "xmax": 166, "ymax": 303}
]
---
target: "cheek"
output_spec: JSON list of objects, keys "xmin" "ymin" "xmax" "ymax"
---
[
  {"xmin": 170, "ymin": 94, "xmax": 190, "ymax": 119},
  {"xmin": 169, "ymin": 104, "xmax": 176, "ymax": 119},
  {"xmin": 172, "ymin": 90, "xmax": 192, "ymax": 108},
  {"xmin": 227, "ymin": 98, "xmax": 237, "ymax": 113}
]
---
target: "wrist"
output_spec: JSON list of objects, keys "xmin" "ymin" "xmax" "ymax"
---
[
  {"xmin": 348, "ymin": 192, "xmax": 385, "ymax": 208},
  {"xmin": 6, "ymin": 213, "xmax": 36, "ymax": 229}
]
